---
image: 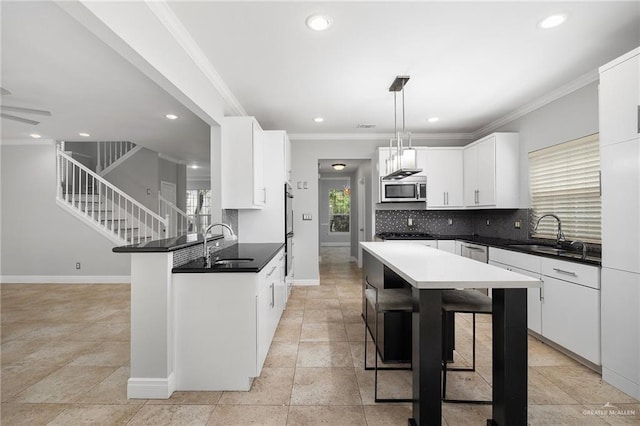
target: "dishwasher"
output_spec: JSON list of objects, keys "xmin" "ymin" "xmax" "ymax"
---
[{"xmin": 459, "ymin": 241, "xmax": 488, "ymax": 263}]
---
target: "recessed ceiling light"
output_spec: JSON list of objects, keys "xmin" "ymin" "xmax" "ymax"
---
[
  {"xmin": 29, "ymin": 133, "xmax": 41, "ymax": 139},
  {"xmin": 79, "ymin": 132, "xmax": 90, "ymax": 137},
  {"xmin": 538, "ymin": 14, "xmax": 567, "ymax": 29},
  {"xmin": 427, "ymin": 117, "xmax": 440, "ymax": 123},
  {"xmin": 313, "ymin": 117, "xmax": 324, "ymax": 123},
  {"xmin": 306, "ymin": 14, "xmax": 332, "ymax": 32},
  {"xmin": 165, "ymin": 114, "xmax": 178, "ymax": 120},
  {"xmin": 190, "ymin": 164, "xmax": 199, "ymax": 169}
]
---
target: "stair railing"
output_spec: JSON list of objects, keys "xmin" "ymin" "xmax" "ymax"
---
[
  {"xmin": 158, "ymin": 194, "xmax": 193, "ymax": 237},
  {"xmin": 56, "ymin": 146, "xmax": 168, "ymax": 245},
  {"xmin": 96, "ymin": 141, "xmax": 136, "ymax": 173}
]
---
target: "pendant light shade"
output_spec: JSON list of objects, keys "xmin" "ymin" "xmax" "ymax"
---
[{"xmin": 383, "ymin": 75, "xmax": 422, "ymax": 180}]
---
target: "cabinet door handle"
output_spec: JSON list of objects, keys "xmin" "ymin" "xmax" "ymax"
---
[
  {"xmin": 263, "ymin": 188, "xmax": 267, "ymax": 203},
  {"xmin": 266, "ymin": 265, "xmax": 277, "ymax": 277},
  {"xmin": 552, "ymin": 268, "xmax": 577, "ymax": 277},
  {"xmin": 270, "ymin": 283, "xmax": 275, "ymax": 307},
  {"xmin": 443, "ymin": 192, "xmax": 446, "ymax": 205},
  {"xmin": 540, "ymin": 279, "xmax": 544, "ymax": 302},
  {"xmin": 446, "ymin": 192, "xmax": 449, "ymax": 205},
  {"xmin": 637, "ymin": 105, "xmax": 640, "ymax": 134},
  {"xmin": 463, "ymin": 245, "xmax": 485, "ymax": 251}
]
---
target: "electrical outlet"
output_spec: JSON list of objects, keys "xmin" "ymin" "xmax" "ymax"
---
[
  {"xmin": 447, "ymin": 218, "xmax": 453, "ymax": 226},
  {"xmin": 302, "ymin": 213, "xmax": 312, "ymax": 221},
  {"xmin": 514, "ymin": 220, "xmax": 521, "ymax": 229},
  {"xmin": 408, "ymin": 218, "xmax": 413, "ymax": 227},
  {"xmin": 75, "ymin": 262, "xmax": 81, "ymax": 270},
  {"xmin": 486, "ymin": 219, "xmax": 490, "ymax": 226}
]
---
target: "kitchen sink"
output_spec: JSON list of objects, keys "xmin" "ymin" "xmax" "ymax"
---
[
  {"xmin": 507, "ymin": 244, "xmax": 568, "ymax": 255},
  {"xmin": 213, "ymin": 258, "xmax": 254, "ymax": 265}
]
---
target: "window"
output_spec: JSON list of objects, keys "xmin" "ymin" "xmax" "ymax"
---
[
  {"xmin": 329, "ymin": 188, "xmax": 350, "ymax": 232},
  {"xmin": 186, "ymin": 189, "xmax": 211, "ymax": 233},
  {"xmin": 529, "ymin": 133, "xmax": 601, "ymax": 243}
]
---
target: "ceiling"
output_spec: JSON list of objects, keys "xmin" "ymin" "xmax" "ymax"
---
[
  {"xmin": 1, "ymin": 1, "xmax": 639, "ymax": 168},
  {"xmin": 0, "ymin": 1, "xmax": 210, "ymax": 169}
]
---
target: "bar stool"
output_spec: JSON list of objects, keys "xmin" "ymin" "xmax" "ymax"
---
[
  {"xmin": 363, "ymin": 278, "xmax": 413, "ymax": 403},
  {"xmin": 441, "ymin": 289, "xmax": 493, "ymax": 404}
]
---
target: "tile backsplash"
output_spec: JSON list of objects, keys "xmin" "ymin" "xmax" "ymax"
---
[{"xmin": 375, "ymin": 208, "xmax": 531, "ymax": 240}]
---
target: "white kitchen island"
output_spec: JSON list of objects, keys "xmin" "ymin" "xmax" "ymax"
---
[
  {"xmin": 114, "ymin": 235, "xmax": 285, "ymax": 399},
  {"xmin": 360, "ymin": 242, "xmax": 541, "ymax": 426}
]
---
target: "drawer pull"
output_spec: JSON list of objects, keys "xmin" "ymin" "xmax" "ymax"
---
[
  {"xmin": 266, "ymin": 265, "xmax": 277, "ymax": 277},
  {"xmin": 552, "ymin": 268, "xmax": 577, "ymax": 277}
]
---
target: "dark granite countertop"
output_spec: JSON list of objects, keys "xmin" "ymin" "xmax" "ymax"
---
[
  {"xmin": 375, "ymin": 233, "xmax": 601, "ymax": 266},
  {"xmin": 172, "ymin": 243, "xmax": 285, "ymax": 273},
  {"xmin": 112, "ymin": 233, "xmax": 223, "ymax": 253}
]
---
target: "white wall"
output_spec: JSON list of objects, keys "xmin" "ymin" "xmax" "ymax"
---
[
  {"xmin": 490, "ymin": 82, "xmax": 600, "ymax": 204},
  {"xmin": 0, "ymin": 141, "xmax": 131, "ymax": 281},
  {"xmin": 104, "ymin": 147, "xmax": 160, "ymax": 213}
]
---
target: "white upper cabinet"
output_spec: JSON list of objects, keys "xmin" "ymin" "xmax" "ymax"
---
[
  {"xmin": 284, "ymin": 132, "xmax": 292, "ymax": 183},
  {"xmin": 463, "ymin": 132, "xmax": 520, "ymax": 208},
  {"xmin": 599, "ymin": 48, "xmax": 640, "ymax": 147},
  {"xmin": 222, "ymin": 117, "xmax": 265, "ymax": 209},
  {"xmin": 425, "ymin": 147, "xmax": 463, "ymax": 208}
]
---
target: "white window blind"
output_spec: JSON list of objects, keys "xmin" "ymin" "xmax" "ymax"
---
[{"xmin": 529, "ymin": 133, "xmax": 601, "ymax": 243}]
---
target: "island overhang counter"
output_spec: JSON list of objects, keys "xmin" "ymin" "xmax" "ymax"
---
[{"xmin": 360, "ymin": 241, "xmax": 541, "ymax": 426}]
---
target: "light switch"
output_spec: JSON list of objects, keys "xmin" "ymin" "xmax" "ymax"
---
[
  {"xmin": 303, "ymin": 181, "xmax": 309, "ymax": 189},
  {"xmin": 302, "ymin": 213, "xmax": 312, "ymax": 221},
  {"xmin": 297, "ymin": 182, "xmax": 303, "ymax": 189}
]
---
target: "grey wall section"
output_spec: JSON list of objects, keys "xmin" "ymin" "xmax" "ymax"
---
[
  {"xmin": 490, "ymin": 81, "xmax": 600, "ymax": 204},
  {"xmin": 319, "ymin": 177, "xmax": 351, "ymax": 246},
  {"xmin": 103, "ymin": 147, "xmax": 159, "ymax": 212},
  {"xmin": 0, "ymin": 142, "xmax": 130, "ymax": 277},
  {"xmin": 158, "ymin": 157, "xmax": 187, "ymax": 211}
]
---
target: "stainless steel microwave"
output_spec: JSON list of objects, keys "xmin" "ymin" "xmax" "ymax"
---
[{"xmin": 380, "ymin": 177, "xmax": 427, "ymax": 203}]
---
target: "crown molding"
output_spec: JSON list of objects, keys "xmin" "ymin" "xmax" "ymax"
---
[
  {"xmin": 288, "ymin": 132, "xmax": 474, "ymax": 141},
  {"xmin": 146, "ymin": 1, "xmax": 246, "ymax": 117},
  {"xmin": 473, "ymin": 68, "xmax": 599, "ymax": 139}
]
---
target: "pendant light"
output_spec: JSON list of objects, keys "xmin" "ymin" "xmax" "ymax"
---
[{"xmin": 383, "ymin": 75, "xmax": 422, "ymax": 180}]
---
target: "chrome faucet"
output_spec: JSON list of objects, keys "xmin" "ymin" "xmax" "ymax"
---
[
  {"xmin": 534, "ymin": 214, "xmax": 565, "ymax": 247},
  {"xmin": 571, "ymin": 240, "xmax": 588, "ymax": 259},
  {"xmin": 203, "ymin": 223, "xmax": 237, "ymax": 261}
]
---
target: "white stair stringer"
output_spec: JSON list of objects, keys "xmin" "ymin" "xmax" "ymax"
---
[{"xmin": 56, "ymin": 147, "xmax": 167, "ymax": 245}]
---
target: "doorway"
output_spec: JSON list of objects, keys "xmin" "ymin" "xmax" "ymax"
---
[{"xmin": 317, "ymin": 159, "xmax": 371, "ymax": 266}]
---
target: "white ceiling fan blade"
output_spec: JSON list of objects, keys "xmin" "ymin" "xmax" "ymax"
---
[
  {"xmin": 0, "ymin": 105, "xmax": 51, "ymax": 116},
  {"xmin": 0, "ymin": 113, "xmax": 40, "ymax": 125}
]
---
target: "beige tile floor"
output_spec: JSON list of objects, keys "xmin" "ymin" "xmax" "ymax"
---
[{"xmin": 2, "ymin": 247, "xmax": 638, "ymax": 425}]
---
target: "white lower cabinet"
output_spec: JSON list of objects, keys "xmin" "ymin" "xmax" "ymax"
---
[
  {"xmin": 383, "ymin": 239, "xmax": 437, "ymax": 248},
  {"xmin": 489, "ymin": 248, "xmax": 601, "ymax": 365},
  {"xmin": 542, "ymin": 275, "xmax": 600, "ymax": 365},
  {"xmin": 174, "ymin": 249, "xmax": 285, "ymax": 391},
  {"xmin": 436, "ymin": 240, "xmax": 456, "ymax": 254},
  {"xmin": 489, "ymin": 249, "xmax": 542, "ymax": 334}
]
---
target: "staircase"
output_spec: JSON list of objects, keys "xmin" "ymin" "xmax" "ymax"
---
[{"xmin": 56, "ymin": 146, "xmax": 168, "ymax": 245}]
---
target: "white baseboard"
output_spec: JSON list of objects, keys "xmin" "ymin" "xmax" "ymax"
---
[
  {"xmin": 293, "ymin": 279, "xmax": 320, "ymax": 286},
  {"xmin": 0, "ymin": 275, "xmax": 131, "ymax": 284},
  {"xmin": 602, "ymin": 367, "xmax": 640, "ymax": 400},
  {"xmin": 128, "ymin": 374, "xmax": 175, "ymax": 399},
  {"xmin": 320, "ymin": 242, "xmax": 351, "ymax": 247},
  {"xmin": 350, "ymin": 256, "xmax": 358, "ymax": 263}
]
